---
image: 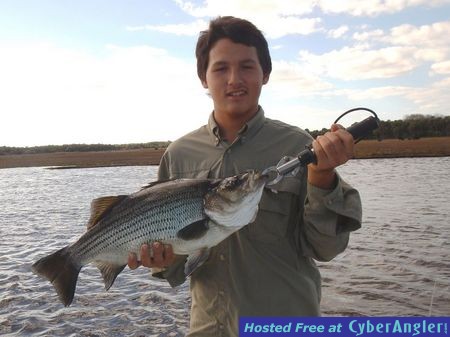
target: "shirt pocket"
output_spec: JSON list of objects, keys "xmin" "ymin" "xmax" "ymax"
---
[{"xmin": 247, "ymin": 176, "xmax": 302, "ymax": 244}]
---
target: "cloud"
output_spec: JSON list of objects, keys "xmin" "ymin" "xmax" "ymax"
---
[
  {"xmin": 129, "ymin": 16, "xmax": 322, "ymax": 39},
  {"xmin": 318, "ymin": 78, "xmax": 450, "ymax": 116},
  {"xmin": 0, "ymin": 42, "xmax": 210, "ymax": 146},
  {"xmin": 352, "ymin": 21, "xmax": 450, "ymax": 60},
  {"xmin": 403, "ymin": 76, "xmax": 450, "ymax": 112},
  {"xmin": 296, "ymin": 20, "xmax": 450, "ymax": 81},
  {"xmin": 318, "ymin": 0, "xmax": 450, "ymax": 17},
  {"xmin": 431, "ymin": 60, "xmax": 450, "ymax": 74},
  {"xmin": 132, "ymin": 1, "xmax": 449, "ymax": 41},
  {"xmin": 328, "ymin": 25, "xmax": 349, "ymax": 39},
  {"xmin": 126, "ymin": 19, "xmax": 208, "ymax": 36},
  {"xmin": 299, "ymin": 45, "xmax": 420, "ymax": 80},
  {"xmin": 267, "ymin": 60, "xmax": 333, "ymax": 98},
  {"xmin": 170, "ymin": 0, "xmax": 323, "ymax": 38},
  {"xmin": 175, "ymin": 0, "xmax": 449, "ymax": 18},
  {"xmin": 352, "ymin": 29, "xmax": 384, "ymax": 42},
  {"xmin": 174, "ymin": 0, "xmax": 316, "ymax": 17}
]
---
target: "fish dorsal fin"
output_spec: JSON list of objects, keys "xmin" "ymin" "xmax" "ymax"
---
[
  {"xmin": 140, "ymin": 179, "xmax": 175, "ymax": 190},
  {"xmin": 87, "ymin": 195, "xmax": 127, "ymax": 230},
  {"xmin": 176, "ymin": 219, "xmax": 209, "ymax": 240}
]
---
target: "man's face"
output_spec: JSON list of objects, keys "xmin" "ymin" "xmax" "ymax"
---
[{"xmin": 202, "ymin": 38, "xmax": 269, "ymax": 121}]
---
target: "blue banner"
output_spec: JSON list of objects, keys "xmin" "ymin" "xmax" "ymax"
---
[{"xmin": 240, "ymin": 317, "xmax": 449, "ymax": 337}]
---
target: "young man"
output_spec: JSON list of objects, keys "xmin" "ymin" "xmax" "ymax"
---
[{"xmin": 129, "ymin": 16, "xmax": 362, "ymax": 337}]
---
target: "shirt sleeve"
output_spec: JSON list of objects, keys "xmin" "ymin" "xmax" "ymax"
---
[{"xmin": 300, "ymin": 173, "xmax": 362, "ymax": 262}]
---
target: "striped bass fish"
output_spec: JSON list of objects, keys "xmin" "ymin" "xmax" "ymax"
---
[{"xmin": 32, "ymin": 170, "xmax": 267, "ymax": 306}]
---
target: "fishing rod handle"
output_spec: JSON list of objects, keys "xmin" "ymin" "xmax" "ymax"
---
[
  {"xmin": 345, "ymin": 116, "xmax": 380, "ymax": 141},
  {"xmin": 296, "ymin": 115, "xmax": 380, "ymax": 167}
]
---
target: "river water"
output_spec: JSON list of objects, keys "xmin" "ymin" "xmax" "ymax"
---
[{"xmin": 0, "ymin": 157, "xmax": 449, "ymax": 336}]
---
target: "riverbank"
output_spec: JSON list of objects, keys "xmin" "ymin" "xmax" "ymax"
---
[
  {"xmin": 353, "ymin": 136, "xmax": 450, "ymax": 158},
  {"xmin": 1, "ymin": 137, "xmax": 449, "ymax": 169},
  {"xmin": 0, "ymin": 148, "xmax": 166, "ymax": 169}
]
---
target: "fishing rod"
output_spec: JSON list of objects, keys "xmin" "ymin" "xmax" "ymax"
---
[{"xmin": 263, "ymin": 107, "xmax": 380, "ymax": 186}]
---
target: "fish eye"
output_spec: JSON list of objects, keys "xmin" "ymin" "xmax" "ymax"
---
[{"xmin": 223, "ymin": 176, "xmax": 242, "ymax": 189}]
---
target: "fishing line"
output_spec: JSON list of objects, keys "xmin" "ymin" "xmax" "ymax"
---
[{"xmin": 333, "ymin": 107, "xmax": 380, "ymax": 143}]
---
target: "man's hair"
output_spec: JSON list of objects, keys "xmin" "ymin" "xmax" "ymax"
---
[{"xmin": 195, "ymin": 16, "xmax": 272, "ymax": 82}]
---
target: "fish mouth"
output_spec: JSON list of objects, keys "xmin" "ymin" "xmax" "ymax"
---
[
  {"xmin": 212, "ymin": 170, "xmax": 267, "ymax": 201},
  {"xmin": 235, "ymin": 170, "xmax": 268, "ymax": 191}
]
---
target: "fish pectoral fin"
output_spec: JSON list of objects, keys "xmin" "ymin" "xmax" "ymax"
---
[
  {"xmin": 95, "ymin": 262, "xmax": 127, "ymax": 290},
  {"xmin": 176, "ymin": 219, "xmax": 209, "ymax": 240},
  {"xmin": 87, "ymin": 195, "xmax": 127, "ymax": 230},
  {"xmin": 184, "ymin": 248, "xmax": 210, "ymax": 277}
]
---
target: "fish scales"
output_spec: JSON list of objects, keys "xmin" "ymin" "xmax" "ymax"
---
[{"xmin": 74, "ymin": 181, "xmax": 209, "ymax": 262}]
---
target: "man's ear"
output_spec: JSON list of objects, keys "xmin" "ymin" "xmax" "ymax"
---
[{"xmin": 263, "ymin": 73, "xmax": 270, "ymax": 85}]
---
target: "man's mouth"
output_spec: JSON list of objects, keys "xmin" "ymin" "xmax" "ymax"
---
[{"xmin": 227, "ymin": 90, "xmax": 246, "ymax": 97}]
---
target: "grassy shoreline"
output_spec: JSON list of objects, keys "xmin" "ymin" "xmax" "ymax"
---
[{"xmin": 1, "ymin": 137, "xmax": 449, "ymax": 169}]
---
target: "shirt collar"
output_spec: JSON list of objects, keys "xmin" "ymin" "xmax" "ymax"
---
[{"xmin": 207, "ymin": 107, "xmax": 266, "ymax": 146}]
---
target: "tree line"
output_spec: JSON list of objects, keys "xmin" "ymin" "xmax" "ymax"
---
[
  {"xmin": 0, "ymin": 141, "xmax": 171, "ymax": 156},
  {"xmin": 1, "ymin": 115, "xmax": 449, "ymax": 155},
  {"xmin": 307, "ymin": 114, "xmax": 450, "ymax": 140}
]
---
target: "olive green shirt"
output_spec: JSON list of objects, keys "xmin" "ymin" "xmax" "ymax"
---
[{"xmin": 156, "ymin": 108, "xmax": 362, "ymax": 337}]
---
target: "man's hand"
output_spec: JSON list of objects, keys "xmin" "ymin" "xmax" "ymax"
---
[
  {"xmin": 128, "ymin": 242, "xmax": 175, "ymax": 269},
  {"xmin": 308, "ymin": 124, "xmax": 354, "ymax": 189}
]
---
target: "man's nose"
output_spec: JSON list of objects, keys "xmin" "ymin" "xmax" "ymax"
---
[{"xmin": 228, "ymin": 68, "xmax": 243, "ymax": 85}]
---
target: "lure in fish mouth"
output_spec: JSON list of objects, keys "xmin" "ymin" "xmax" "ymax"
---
[{"xmin": 32, "ymin": 170, "xmax": 267, "ymax": 306}]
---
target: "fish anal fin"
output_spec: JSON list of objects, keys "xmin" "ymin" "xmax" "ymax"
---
[
  {"xmin": 95, "ymin": 262, "xmax": 126, "ymax": 290},
  {"xmin": 87, "ymin": 195, "xmax": 127, "ymax": 230},
  {"xmin": 184, "ymin": 248, "xmax": 210, "ymax": 277},
  {"xmin": 176, "ymin": 219, "xmax": 209, "ymax": 240}
]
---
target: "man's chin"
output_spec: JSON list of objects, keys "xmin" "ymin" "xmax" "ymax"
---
[{"xmin": 222, "ymin": 104, "xmax": 258, "ymax": 118}]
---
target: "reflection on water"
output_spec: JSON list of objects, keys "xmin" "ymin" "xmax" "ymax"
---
[{"xmin": 0, "ymin": 157, "xmax": 449, "ymax": 336}]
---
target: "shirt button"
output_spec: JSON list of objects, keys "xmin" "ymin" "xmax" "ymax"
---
[
  {"xmin": 219, "ymin": 324, "xmax": 224, "ymax": 330},
  {"xmin": 219, "ymin": 254, "xmax": 225, "ymax": 261},
  {"xmin": 219, "ymin": 290, "xmax": 225, "ymax": 296}
]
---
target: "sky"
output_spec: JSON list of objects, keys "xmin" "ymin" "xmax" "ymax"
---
[{"xmin": 1, "ymin": 0, "xmax": 449, "ymax": 147}]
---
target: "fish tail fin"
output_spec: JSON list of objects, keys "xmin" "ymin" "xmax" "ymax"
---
[{"xmin": 32, "ymin": 247, "xmax": 81, "ymax": 307}]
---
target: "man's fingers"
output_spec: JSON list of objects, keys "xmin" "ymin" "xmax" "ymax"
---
[
  {"xmin": 128, "ymin": 242, "xmax": 175, "ymax": 269},
  {"xmin": 314, "ymin": 134, "xmax": 339, "ymax": 168},
  {"xmin": 330, "ymin": 123, "xmax": 344, "ymax": 132},
  {"xmin": 333, "ymin": 128, "xmax": 354, "ymax": 159},
  {"xmin": 152, "ymin": 242, "xmax": 164, "ymax": 266},
  {"xmin": 140, "ymin": 243, "xmax": 152, "ymax": 267},
  {"xmin": 127, "ymin": 252, "xmax": 141, "ymax": 270},
  {"xmin": 163, "ymin": 244, "xmax": 175, "ymax": 265}
]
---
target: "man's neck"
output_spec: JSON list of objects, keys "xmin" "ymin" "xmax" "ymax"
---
[{"xmin": 214, "ymin": 108, "xmax": 258, "ymax": 143}]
